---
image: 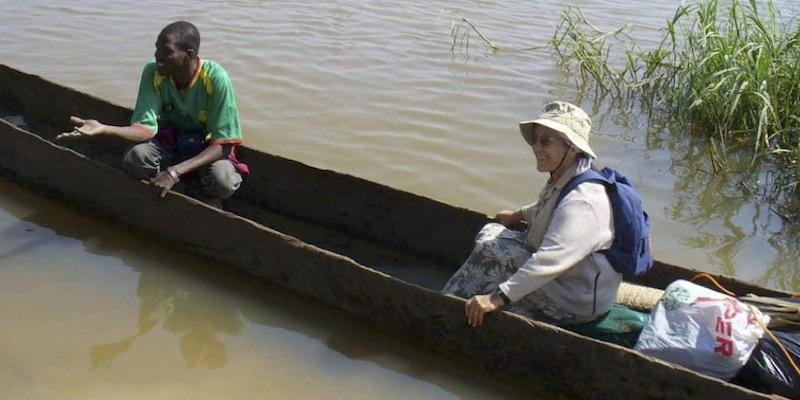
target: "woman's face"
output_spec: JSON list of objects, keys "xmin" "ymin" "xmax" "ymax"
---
[{"xmin": 525, "ymin": 124, "xmax": 572, "ymax": 173}]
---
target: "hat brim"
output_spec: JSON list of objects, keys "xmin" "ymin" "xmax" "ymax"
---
[{"xmin": 519, "ymin": 119, "xmax": 596, "ymax": 159}]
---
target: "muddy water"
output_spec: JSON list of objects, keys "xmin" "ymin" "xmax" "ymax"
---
[
  {"xmin": 0, "ymin": 178, "xmax": 547, "ymax": 400},
  {"xmin": 0, "ymin": 0, "xmax": 798, "ymax": 398}
]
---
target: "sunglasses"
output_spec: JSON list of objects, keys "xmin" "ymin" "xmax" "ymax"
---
[{"xmin": 524, "ymin": 132, "xmax": 562, "ymax": 147}]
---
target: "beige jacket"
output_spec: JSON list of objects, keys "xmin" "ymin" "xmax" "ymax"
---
[{"xmin": 498, "ymin": 167, "xmax": 621, "ymax": 317}]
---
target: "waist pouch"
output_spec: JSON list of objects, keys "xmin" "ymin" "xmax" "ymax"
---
[
  {"xmin": 156, "ymin": 124, "xmax": 207, "ymax": 162},
  {"xmin": 175, "ymin": 130, "xmax": 207, "ymax": 161}
]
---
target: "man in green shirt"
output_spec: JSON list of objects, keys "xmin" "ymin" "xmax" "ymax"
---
[{"xmin": 58, "ymin": 21, "xmax": 247, "ymax": 206}]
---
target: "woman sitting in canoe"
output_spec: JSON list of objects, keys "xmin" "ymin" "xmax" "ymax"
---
[{"xmin": 443, "ymin": 101, "xmax": 620, "ymax": 327}]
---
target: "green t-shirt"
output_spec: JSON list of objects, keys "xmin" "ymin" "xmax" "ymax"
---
[{"xmin": 130, "ymin": 59, "xmax": 243, "ymax": 145}]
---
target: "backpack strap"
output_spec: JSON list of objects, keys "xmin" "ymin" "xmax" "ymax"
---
[
  {"xmin": 556, "ymin": 169, "xmax": 612, "ymax": 257},
  {"xmin": 556, "ymin": 168, "xmax": 609, "ymax": 205}
]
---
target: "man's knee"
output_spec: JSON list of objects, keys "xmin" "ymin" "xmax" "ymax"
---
[
  {"xmin": 201, "ymin": 160, "xmax": 242, "ymax": 199},
  {"xmin": 122, "ymin": 142, "xmax": 161, "ymax": 179}
]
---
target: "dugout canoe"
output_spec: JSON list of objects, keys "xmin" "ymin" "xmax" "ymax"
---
[{"xmin": 0, "ymin": 63, "xmax": 792, "ymax": 400}]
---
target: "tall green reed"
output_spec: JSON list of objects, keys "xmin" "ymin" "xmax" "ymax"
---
[{"xmin": 552, "ymin": 0, "xmax": 800, "ymax": 220}]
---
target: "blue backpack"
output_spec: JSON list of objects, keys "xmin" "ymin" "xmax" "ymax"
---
[{"xmin": 556, "ymin": 167, "xmax": 654, "ymax": 276}]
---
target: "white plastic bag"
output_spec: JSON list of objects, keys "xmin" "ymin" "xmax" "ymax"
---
[{"xmin": 634, "ymin": 279, "xmax": 770, "ymax": 379}]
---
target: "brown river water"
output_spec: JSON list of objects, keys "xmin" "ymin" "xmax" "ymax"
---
[{"xmin": 1, "ymin": 0, "xmax": 798, "ymax": 399}]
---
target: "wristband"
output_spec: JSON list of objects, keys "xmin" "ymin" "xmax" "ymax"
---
[
  {"xmin": 167, "ymin": 167, "xmax": 180, "ymax": 182},
  {"xmin": 493, "ymin": 287, "xmax": 511, "ymax": 305}
]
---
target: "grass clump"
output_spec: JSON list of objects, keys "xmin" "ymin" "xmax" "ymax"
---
[{"xmin": 552, "ymin": 0, "xmax": 800, "ymax": 220}]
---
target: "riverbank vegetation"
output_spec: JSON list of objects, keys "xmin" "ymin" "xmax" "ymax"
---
[
  {"xmin": 550, "ymin": 0, "xmax": 800, "ymax": 221},
  {"xmin": 451, "ymin": 0, "xmax": 800, "ymax": 221}
]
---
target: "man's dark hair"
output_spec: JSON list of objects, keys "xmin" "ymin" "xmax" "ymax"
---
[{"xmin": 160, "ymin": 21, "xmax": 201, "ymax": 53}]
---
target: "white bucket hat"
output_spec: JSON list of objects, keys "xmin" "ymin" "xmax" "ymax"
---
[{"xmin": 519, "ymin": 101, "xmax": 596, "ymax": 159}]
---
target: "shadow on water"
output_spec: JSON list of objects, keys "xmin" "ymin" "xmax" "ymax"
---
[{"xmin": 0, "ymin": 178, "xmax": 555, "ymax": 399}]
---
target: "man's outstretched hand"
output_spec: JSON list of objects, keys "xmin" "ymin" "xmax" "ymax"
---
[{"xmin": 56, "ymin": 116, "xmax": 105, "ymax": 139}]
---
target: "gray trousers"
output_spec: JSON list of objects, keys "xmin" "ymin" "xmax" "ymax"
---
[{"xmin": 122, "ymin": 140, "xmax": 242, "ymax": 202}]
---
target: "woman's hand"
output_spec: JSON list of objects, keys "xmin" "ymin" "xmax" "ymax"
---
[
  {"xmin": 495, "ymin": 209, "xmax": 522, "ymax": 227},
  {"xmin": 56, "ymin": 116, "xmax": 106, "ymax": 139},
  {"xmin": 465, "ymin": 292, "xmax": 507, "ymax": 327}
]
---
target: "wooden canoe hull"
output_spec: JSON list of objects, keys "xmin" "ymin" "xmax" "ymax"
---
[{"xmin": 0, "ymin": 64, "xmax": 782, "ymax": 399}]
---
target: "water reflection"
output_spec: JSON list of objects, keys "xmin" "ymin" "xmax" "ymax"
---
[
  {"xmin": 657, "ymin": 124, "xmax": 798, "ymax": 290},
  {"xmin": 0, "ymin": 179, "xmax": 243, "ymax": 371},
  {"xmin": 766, "ymin": 232, "xmax": 800, "ymax": 291},
  {"xmin": 89, "ymin": 266, "xmax": 244, "ymax": 370},
  {"xmin": 0, "ymin": 178, "xmax": 545, "ymax": 399}
]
